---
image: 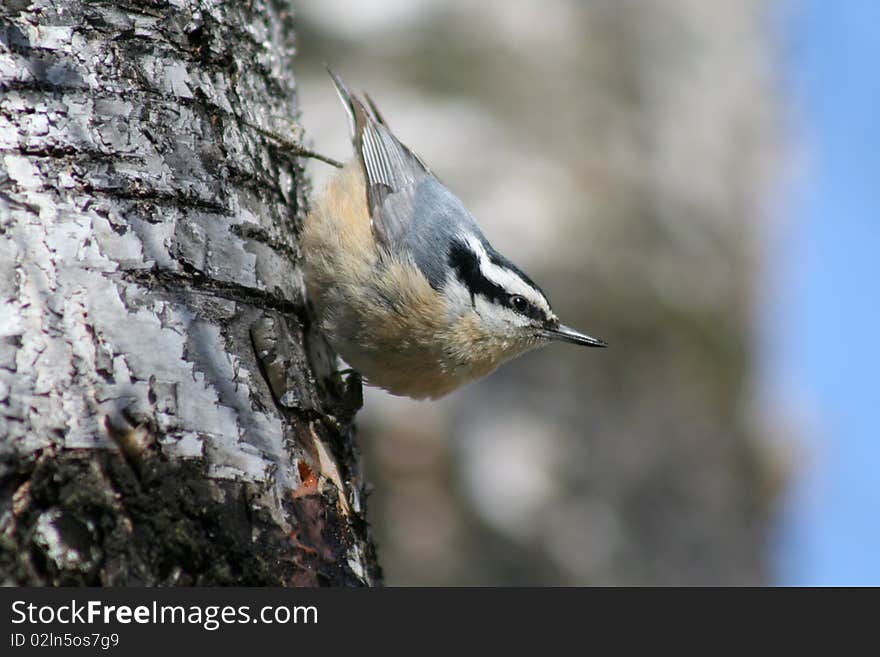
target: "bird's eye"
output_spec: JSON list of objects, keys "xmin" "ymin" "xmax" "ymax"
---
[{"xmin": 510, "ymin": 295, "xmax": 529, "ymax": 313}]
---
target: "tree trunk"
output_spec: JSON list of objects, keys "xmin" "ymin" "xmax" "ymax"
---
[{"xmin": 0, "ymin": 1, "xmax": 378, "ymax": 586}]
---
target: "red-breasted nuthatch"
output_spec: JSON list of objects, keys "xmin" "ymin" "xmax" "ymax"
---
[{"xmin": 302, "ymin": 71, "xmax": 606, "ymax": 400}]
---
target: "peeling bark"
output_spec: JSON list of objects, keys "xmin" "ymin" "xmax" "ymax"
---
[{"xmin": 0, "ymin": 1, "xmax": 378, "ymax": 586}]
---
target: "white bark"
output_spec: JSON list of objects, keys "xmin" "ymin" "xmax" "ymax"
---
[{"xmin": 0, "ymin": 1, "xmax": 376, "ymax": 585}]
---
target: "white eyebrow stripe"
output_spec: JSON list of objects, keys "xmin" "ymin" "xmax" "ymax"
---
[
  {"xmin": 481, "ymin": 260, "xmax": 549, "ymax": 310},
  {"xmin": 461, "ymin": 234, "xmax": 550, "ymax": 313}
]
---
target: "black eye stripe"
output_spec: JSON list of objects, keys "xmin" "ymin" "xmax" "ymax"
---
[
  {"xmin": 484, "ymin": 244, "xmax": 552, "ymax": 313},
  {"xmin": 509, "ymin": 294, "xmax": 544, "ymax": 321},
  {"xmin": 447, "ymin": 240, "xmax": 548, "ymax": 321},
  {"xmin": 448, "ymin": 240, "xmax": 507, "ymax": 307}
]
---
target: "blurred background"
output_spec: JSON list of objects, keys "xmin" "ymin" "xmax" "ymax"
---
[{"xmin": 290, "ymin": 0, "xmax": 878, "ymax": 585}]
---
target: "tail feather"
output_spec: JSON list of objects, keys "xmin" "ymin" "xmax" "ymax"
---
[
  {"xmin": 363, "ymin": 92, "xmax": 390, "ymax": 127},
  {"xmin": 326, "ymin": 66, "xmax": 358, "ymax": 138},
  {"xmin": 326, "ymin": 69, "xmax": 432, "ymax": 246}
]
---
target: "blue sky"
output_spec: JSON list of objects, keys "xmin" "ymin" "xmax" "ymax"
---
[{"xmin": 773, "ymin": 0, "xmax": 880, "ymax": 584}]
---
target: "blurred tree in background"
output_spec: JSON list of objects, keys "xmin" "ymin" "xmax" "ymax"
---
[{"xmin": 295, "ymin": 0, "xmax": 782, "ymax": 585}]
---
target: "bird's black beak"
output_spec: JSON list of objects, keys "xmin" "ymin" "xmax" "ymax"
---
[{"xmin": 542, "ymin": 322, "xmax": 607, "ymax": 348}]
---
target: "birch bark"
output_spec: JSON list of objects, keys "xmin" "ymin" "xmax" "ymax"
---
[{"xmin": 0, "ymin": 0, "xmax": 377, "ymax": 586}]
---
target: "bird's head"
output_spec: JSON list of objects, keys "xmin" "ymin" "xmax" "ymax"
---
[{"xmin": 442, "ymin": 234, "xmax": 606, "ymax": 363}]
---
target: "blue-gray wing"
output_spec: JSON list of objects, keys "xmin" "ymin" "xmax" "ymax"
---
[{"xmin": 328, "ymin": 70, "xmax": 435, "ymax": 248}]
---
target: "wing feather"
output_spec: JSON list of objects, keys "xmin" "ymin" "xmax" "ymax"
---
[{"xmin": 328, "ymin": 69, "xmax": 431, "ymax": 246}]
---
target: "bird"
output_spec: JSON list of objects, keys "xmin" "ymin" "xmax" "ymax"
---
[{"xmin": 301, "ymin": 71, "xmax": 606, "ymax": 400}]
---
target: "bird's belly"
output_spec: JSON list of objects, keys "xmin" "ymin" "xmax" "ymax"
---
[{"xmin": 332, "ymin": 336, "xmax": 483, "ymax": 400}]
